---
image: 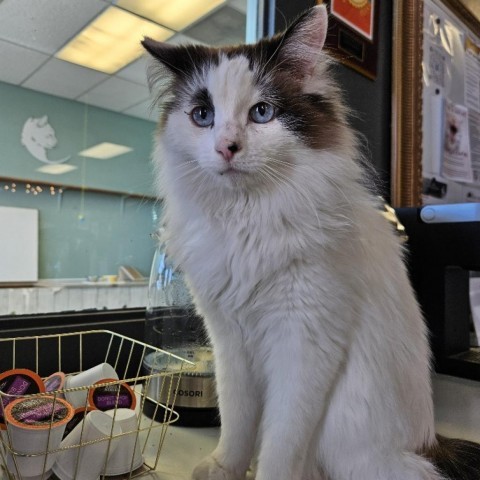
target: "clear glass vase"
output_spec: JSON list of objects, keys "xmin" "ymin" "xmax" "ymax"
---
[{"xmin": 143, "ymin": 238, "xmax": 219, "ymax": 427}]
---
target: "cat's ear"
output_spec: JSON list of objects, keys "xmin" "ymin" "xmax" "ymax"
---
[
  {"xmin": 37, "ymin": 115, "xmax": 48, "ymax": 127},
  {"xmin": 276, "ymin": 5, "xmax": 328, "ymax": 79},
  {"xmin": 142, "ymin": 38, "xmax": 213, "ymax": 79},
  {"xmin": 142, "ymin": 39, "xmax": 184, "ymax": 76}
]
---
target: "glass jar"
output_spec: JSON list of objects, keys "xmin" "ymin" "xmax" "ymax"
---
[{"xmin": 143, "ymin": 238, "xmax": 219, "ymax": 427}]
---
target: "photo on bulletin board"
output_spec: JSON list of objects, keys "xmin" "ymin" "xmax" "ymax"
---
[{"xmin": 320, "ymin": 0, "xmax": 379, "ymax": 80}]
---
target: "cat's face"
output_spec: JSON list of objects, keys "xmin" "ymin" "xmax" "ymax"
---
[
  {"xmin": 144, "ymin": 6, "xmax": 348, "ymax": 193},
  {"xmin": 159, "ymin": 54, "xmax": 302, "ymax": 191}
]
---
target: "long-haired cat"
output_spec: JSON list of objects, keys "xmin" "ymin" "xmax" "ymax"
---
[{"xmin": 143, "ymin": 6, "xmax": 480, "ymax": 480}]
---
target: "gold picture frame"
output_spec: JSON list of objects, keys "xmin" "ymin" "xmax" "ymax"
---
[
  {"xmin": 321, "ymin": 0, "xmax": 380, "ymax": 80},
  {"xmin": 391, "ymin": 0, "xmax": 480, "ymax": 207}
]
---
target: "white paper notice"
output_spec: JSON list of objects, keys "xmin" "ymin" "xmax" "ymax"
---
[
  {"xmin": 441, "ymin": 100, "xmax": 473, "ymax": 182},
  {"xmin": 426, "ymin": 42, "xmax": 447, "ymax": 88},
  {"xmin": 465, "ymin": 39, "xmax": 480, "ymax": 111},
  {"xmin": 470, "ymin": 109, "xmax": 480, "ymax": 183},
  {"xmin": 464, "ymin": 38, "xmax": 480, "ymax": 183},
  {"xmin": 430, "ymin": 93, "xmax": 445, "ymax": 175}
]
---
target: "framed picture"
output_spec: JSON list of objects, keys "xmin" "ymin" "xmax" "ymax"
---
[
  {"xmin": 331, "ymin": 0, "xmax": 375, "ymax": 41},
  {"xmin": 320, "ymin": 0, "xmax": 379, "ymax": 80}
]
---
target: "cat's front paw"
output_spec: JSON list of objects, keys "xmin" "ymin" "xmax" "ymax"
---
[{"xmin": 192, "ymin": 455, "xmax": 243, "ymax": 480}]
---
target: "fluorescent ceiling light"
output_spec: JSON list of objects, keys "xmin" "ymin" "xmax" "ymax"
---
[
  {"xmin": 55, "ymin": 6, "xmax": 173, "ymax": 74},
  {"xmin": 117, "ymin": 0, "xmax": 225, "ymax": 31},
  {"xmin": 79, "ymin": 142, "xmax": 133, "ymax": 159},
  {"xmin": 36, "ymin": 164, "xmax": 78, "ymax": 175}
]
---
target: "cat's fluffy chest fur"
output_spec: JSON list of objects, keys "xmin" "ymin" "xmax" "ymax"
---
[
  {"xmin": 143, "ymin": 5, "xmax": 480, "ymax": 480},
  {"xmin": 162, "ymin": 149, "xmax": 363, "ymax": 318}
]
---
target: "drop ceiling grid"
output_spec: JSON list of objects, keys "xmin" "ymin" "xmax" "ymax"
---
[
  {"xmin": 0, "ymin": 0, "xmax": 246, "ymax": 120},
  {"xmin": 0, "ymin": 0, "xmax": 110, "ymax": 54}
]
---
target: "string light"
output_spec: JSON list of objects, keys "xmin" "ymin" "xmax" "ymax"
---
[{"xmin": 1, "ymin": 181, "xmax": 63, "ymax": 197}]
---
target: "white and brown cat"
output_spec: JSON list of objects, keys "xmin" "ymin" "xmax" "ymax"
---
[{"xmin": 143, "ymin": 6, "xmax": 480, "ymax": 480}]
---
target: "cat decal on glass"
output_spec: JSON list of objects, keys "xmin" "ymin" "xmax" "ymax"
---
[
  {"xmin": 143, "ymin": 6, "xmax": 480, "ymax": 480},
  {"xmin": 21, "ymin": 115, "xmax": 71, "ymax": 164}
]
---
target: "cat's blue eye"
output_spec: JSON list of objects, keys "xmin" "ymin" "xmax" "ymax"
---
[
  {"xmin": 191, "ymin": 106, "xmax": 214, "ymax": 127},
  {"xmin": 249, "ymin": 102, "xmax": 275, "ymax": 124}
]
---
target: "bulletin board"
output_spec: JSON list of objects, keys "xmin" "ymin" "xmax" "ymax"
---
[{"xmin": 422, "ymin": 0, "xmax": 480, "ymax": 204}]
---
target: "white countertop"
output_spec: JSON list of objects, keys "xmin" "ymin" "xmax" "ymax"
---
[
  {"xmin": 433, "ymin": 373, "xmax": 480, "ymax": 442},
  {"xmin": 145, "ymin": 373, "xmax": 480, "ymax": 480},
  {"xmin": 1, "ymin": 374, "xmax": 477, "ymax": 480},
  {"xmin": 145, "ymin": 426, "xmax": 220, "ymax": 480},
  {"xmin": 0, "ymin": 281, "xmax": 148, "ymax": 316}
]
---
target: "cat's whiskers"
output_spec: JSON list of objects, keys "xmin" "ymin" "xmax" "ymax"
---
[
  {"xmin": 171, "ymin": 161, "xmax": 199, "ymax": 176},
  {"xmin": 323, "ymin": 174, "xmax": 355, "ymax": 213},
  {"xmin": 257, "ymin": 164, "xmax": 286, "ymax": 192},
  {"xmin": 265, "ymin": 158, "xmax": 353, "ymax": 231},
  {"xmin": 258, "ymin": 160, "xmax": 290, "ymax": 185},
  {"xmin": 256, "ymin": 32, "xmax": 287, "ymax": 80},
  {"xmin": 267, "ymin": 157, "xmax": 302, "ymax": 170},
  {"xmin": 279, "ymin": 163, "xmax": 353, "ymax": 232},
  {"xmin": 261, "ymin": 163, "xmax": 323, "ymax": 230},
  {"xmin": 175, "ymin": 159, "xmax": 199, "ymax": 168},
  {"xmin": 171, "ymin": 160, "xmax": 204, "ymax": 184},
  {"xmin": 267, "ymin": 154, "xmax": 356, "ymax": 219},
  {"xmin": 259, "ymin": 56, "xmax": 291, "ymax": 82}
]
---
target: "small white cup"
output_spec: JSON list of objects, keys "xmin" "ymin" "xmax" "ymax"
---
[
  {"xmin": 52, "ymin": 410, "xmax": 121, "ymax": 480},
  {"xmin": 134, "ymin": 390, "xmax": 142, "ymax": 417},
  {"xmin": 4, "ymin": 396, "xmax": 74, "ymax": 478},
  {"xmin": 103, "ymin": 409, "xmax": 143, "ymax": 475},
  {"xmin": 64, "ymin": 363, "xmax": 118, "ymax": 409}
]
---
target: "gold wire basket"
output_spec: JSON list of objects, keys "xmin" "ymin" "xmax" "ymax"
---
[{"xmin": 0, "ymin": 330, "xmax": 194, "ymax": 480}]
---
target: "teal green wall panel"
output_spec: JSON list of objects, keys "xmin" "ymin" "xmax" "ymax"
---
[
  {"xmin": 0, "ymin": 82, "xmax": 162, "ymax": 280},
  {"xmin": 0, "ymin": 183, "xmax": 161, "ymax": 279},
  {"xmin": 0, "ymin": 82, "xmax": 157, "ymax": 196}
]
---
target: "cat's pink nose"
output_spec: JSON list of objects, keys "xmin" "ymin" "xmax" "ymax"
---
[{"xmin": 217, "ymin": 142, "xmax": 241, "ymax": 162}]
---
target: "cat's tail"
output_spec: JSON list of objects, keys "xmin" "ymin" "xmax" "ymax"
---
[{"xmin": 425, "ymin": 435, "xmax": 480, "ymax": 479}]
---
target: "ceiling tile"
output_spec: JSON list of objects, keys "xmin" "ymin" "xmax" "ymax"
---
[
  {"xmin": 167, "ymin": 33, "xmax": 206, "ymax": 46},
  {"xmin": 22, "ymin": 58, "xmax": 108, "ymax": 99},
  {"xmin": 77, "ymin": 77, "xmax": 151, "ymax": 112},
  {"xmin": 0, "ymin": 0, "xmax": 108, "ymax": 54},
  {"xmin": 229, "ymin": 0, "xmax": 247, "ymax": 14},
  {"xmin": 183, "ymin": 5, "xmax": 246, "ymax": 46},
  {"xmin": 0, "ymin": 39, "xmax": 49, "ymax": 84},
  {"xmin": 0, "ymin": 0, "xmax": 247, "ymax": 120},
  {"xmin": 116, "ymin": 55, "xmax": 149, "ymax": 86},
  {"xmin": 122, "ymin": 99, "xmax": 158, "ymax": 122}
]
